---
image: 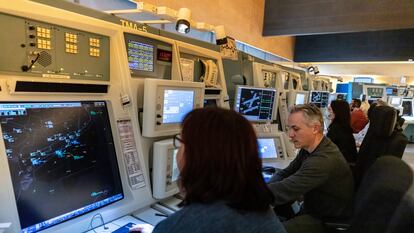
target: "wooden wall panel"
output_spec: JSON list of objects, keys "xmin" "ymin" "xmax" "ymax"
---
[{"xmin": 144, "ymin": 0, "xmax": 294, "ymax": 60}]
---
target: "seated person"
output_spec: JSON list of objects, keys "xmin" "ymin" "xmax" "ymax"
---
[
  {"xmin": 267, "ymin": 104, "xmax": 354, "ymax": 233},
  {"xmin": 360, "ymin": 94, "xmax": 370, "ymax": 116},
  {"xmin": 327, "ymin": 100, "xmax": 357, "ymax": 164},
  {"xmin": 149, "ymin": 108, "xmax": 286, "ymax": 233},
  {"xmin": 350, "ymin": 99, "xmax": 368, "ymax": 133},
  {"xmin": 354, "ymin": 101, "xmax": 388, "ymax": 146}
]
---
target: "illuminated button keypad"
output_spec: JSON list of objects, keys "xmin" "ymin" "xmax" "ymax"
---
[
  {"xmin": 36, "ymin": 27, "xmax": 51, "ymax": 38},
  {"xmin": 65, "ymin": 44, "xmax": 78, "ymax": 54},
  {"xmin": 37, "ymin": 38, "xmax": 51, "ymax": 50},
  {"xmin": 65, "ymin": 33, "xmax": 78, "ymax": 43},
  {"xmin": 89, "ymin": 47, "xmax": 100, "ymax": 57},
  {"xmin": 89, "ymin": 38, "xmax": 100, "ymax": 47}
]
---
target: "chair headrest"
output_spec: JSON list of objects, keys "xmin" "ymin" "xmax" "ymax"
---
[{"xmin": 369, "ymin": 106, "xmax": 397, "ymax": 137}]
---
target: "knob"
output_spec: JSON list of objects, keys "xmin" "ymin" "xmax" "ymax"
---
[
  {"xmin": 28, "ymin": 26, "xmax": 35, "ymax": 30},
  {"xmin": 29, "ymin": 35, "xmax": 35, "ymax": 39}
]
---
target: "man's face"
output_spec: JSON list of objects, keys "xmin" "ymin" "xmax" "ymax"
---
[
  {"xmin": 350, "ymin": 100, "xmax": 356, "ymax": 111},
  {"xmin": 287, "ymin": 111, "xmax": 319, "ymax": 150}
]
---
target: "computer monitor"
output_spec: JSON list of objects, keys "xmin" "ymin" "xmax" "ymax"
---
[
  {"xmin": 257, "ymin": 138, "xmax": 278, "ymax": 161},
  {"xmin": 152, "ymin": 139, "xmax": 180, "ymax": 199},
  {"xmin": 234, "ymin": 86, "xmax": 277, "ymax": 122},
  {"xmin": 402, "ymin": 100, "xmax": 413, "ymax": 116},
  {"xmin": 386, "ymin": 87, "xmax": 397, "ymax": 96},
  {"xmin": 388, "ymin": 96, "xmax": 403, "ymax": 107},
  {"xmin": 366, "ymin": 86, "xmax": 385, "ymax": 98},
  {"xmin": 143, "ymin": 79, "xmax": 204, "ymax": 137},
  {"xmin": 295, "ymin": 92, "xmax": 307, "ymax": 105},
  {"xmin": 124, "ymin": 33, "xmax": 173, "ymax": 78},
  {"xmin": 309, "ymin": 91, "xmax": 330, "ymax": 108},
  {"xmin": 0, "ymin": 101, "xmax": 123, "ymax": 233}
]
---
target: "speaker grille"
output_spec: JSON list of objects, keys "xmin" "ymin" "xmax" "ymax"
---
[{"xmin": 37, "ymin": 51, "xmax": 52, "ymax": 67}]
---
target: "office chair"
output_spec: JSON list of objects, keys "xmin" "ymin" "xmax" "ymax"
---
[
  {"xmin": 386, "ymin": 171, "xmax": 414, "ymax": 233},
  {"xmin": 325, "ymin": 156, "xmax": 413, "ymax": 233},
  {"xmin": 355, "ymin": 106, "xmax": 408, "ymax": 188}
]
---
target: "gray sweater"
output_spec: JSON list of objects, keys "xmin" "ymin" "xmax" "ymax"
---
[
  {"xmin": 153, "ymin": 202, "xmax": 287, "ymax": 233},
  {"xmin": 268, "ymin": 137, "xmax": 354, "ymax": 219}
]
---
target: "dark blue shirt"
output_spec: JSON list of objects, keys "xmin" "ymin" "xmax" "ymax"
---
[{"xmin": 153, "ymin": 202, "xmax": 286, "ymax": 233}]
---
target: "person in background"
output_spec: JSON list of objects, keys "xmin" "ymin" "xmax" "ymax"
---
[
  {"xmin": 327, "ymin": 100, "xmax": 357, "ymax": 164},
  {"xmin": 360, "ymin": 94, "xmax": 370, "ymax": 116},
  {"xmin": 268, "ymin": 104, "xmax": 354, "ymax": 233},
  {"xmin": 354, "ymin": 100, "xmax": 389, "ymax": 146},
  {"xmin": 350, "ymin": 99, "xmax": 369, "ymax": 133},
  {"xmin": 143, "ymin": 108, "xmax": 286, "ymax": 233}
]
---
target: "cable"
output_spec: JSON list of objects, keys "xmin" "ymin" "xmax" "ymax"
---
[
  {"xmin": 88, "ymin": 213, "xmax": 109, "ymax": 232},
  {"xmin": 21, "ymin": 53, "xmax": 41, "ymax": 72}
]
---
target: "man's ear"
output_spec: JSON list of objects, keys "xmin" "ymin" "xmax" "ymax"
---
[{"xmin": 313, "ymin": 123, "xmax": 321, "ymax": 134}]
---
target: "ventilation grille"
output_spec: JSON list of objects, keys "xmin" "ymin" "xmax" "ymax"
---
[{"xmin": 37, "ymin": 51, "xmax": 52, "ymax": 67}]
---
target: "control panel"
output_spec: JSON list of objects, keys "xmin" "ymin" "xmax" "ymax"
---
[{"xmin": 0, "ymin": 13, "xmax": 109, "ymax": 81}]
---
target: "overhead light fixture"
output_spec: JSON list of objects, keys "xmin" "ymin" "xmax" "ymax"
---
[
  {"xmin": 176, "ymin": 8, "xmax": 191, "ymax": 34},
  {"xmin": 110, "ymin": 2, "xmax": 229, "ymax": 44}
]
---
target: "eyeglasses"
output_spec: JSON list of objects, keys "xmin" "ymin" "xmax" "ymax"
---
[{"xmin": 173, "ymin": 134, "xmax": 183, "ymax": 149}]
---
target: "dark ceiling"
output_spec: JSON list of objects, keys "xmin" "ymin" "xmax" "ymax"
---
[
  {"xmin": 263, "ymin": 0, "xmax": 414, "ymax": 36},
  {"xmin": 263, "ymin": 0, "xmax": 414, "ymax": 62}
]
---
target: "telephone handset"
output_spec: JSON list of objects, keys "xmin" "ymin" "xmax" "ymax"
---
[{"xmin": 201, "ymin": 60, "xmax": 218, "ymax": 87}]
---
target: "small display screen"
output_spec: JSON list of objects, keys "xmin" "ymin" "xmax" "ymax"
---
[
  {"xmin": 0, "ymin": 101, "xmax": 123, "ymax": 233},
  {"xmin": 257, "ymin": 138, "xmax": 278, "ymax": 159},
  {"xmin": 402, "ymin": 100, "xmax": 413, "ymax": 116},
  {"xmin": 163, "ymin": 89, "xmax": 194, "ymax": 124},
  {"xmin": 171, "ymin": 149, "xmax": 179, "ymax": 182},
  {"xmin": 386, "ymin": 88, "xmax": 395, "ymax": 96},
  {"xmin": 157, "ymin": 49, "xmax": 172, "ymax": 62},
  {"xmin": 367, "ymin": 87, "xmax": 384, "ymax": 98},
  {"xmin": 391, "ymin": 97, "xmax": 402, "ymax": 106},
  {"xmin": 295, "ymin": 93, "xmax": 306, "ymax": 105},
  {"xmin": 310, "ymin": 91, "xmax": 330, "ymax": 108},
  {"xmin": 127, "ymin": 40, "xmax": 154, "ymax": 72},
  {"xmin": 234, "ymin": 86, "xmax": 277, "ymax": 122}
]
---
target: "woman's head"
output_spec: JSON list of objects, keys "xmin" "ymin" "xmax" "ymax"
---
[
  {"xmin": 178, "ymin": 107, "xmax": 274, "ymax": 212},
  {"xmin": 329, "ymin": 100, "xmax": 351, "ymax": 129}
]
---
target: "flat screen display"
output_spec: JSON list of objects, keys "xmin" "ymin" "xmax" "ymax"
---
[
  {"xmin": 391, "ymin": 97, "xmax": 402, "ymax": 106},
  {"xmin": 0, "ymin": 101, "xmax": 123, "ymax": 233},
  {"xmin": 163, "ymin": 89, "xmax": 194, "ymax": 124},
  {"xmin": 127, "ymin": 40, "xmax": 154, "ymax": 72},
  {"xmin": 385, "ymin": 87, "xmax": 394, "ymax": 95},
  {"xmin": 367, "ymin": 87, "xmax": 384, "ymax": 98},
  {"xmin": 171, "ymin": 149, "xmax": 179, "ymax": 182},
  {"xmin": 310, "ymin": 91, "xmax": 330, "ymax": 108},
  {"xmin": 234, "ymin": 86, "xmax": 277, "ymax": 122},
  {"xmin": 295, "ymin": 93, "xmax": 306, "ymax": 105},
  {"xmin": 257, "ymin": 138, "xmax": 278, "ymax": 159},
  {"xmin": 402, "ymin": 100, "xmax": 413, "ymax": 116}
]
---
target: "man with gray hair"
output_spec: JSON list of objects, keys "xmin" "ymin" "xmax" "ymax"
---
[{"xmin": 268, "ymin": 104, "xmax": 354, "ymax": 232}]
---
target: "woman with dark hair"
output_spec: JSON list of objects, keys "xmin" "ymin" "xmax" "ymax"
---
[
  {"xmin": 327, "ymin": 100, "xmax": 357, "ymax": 163},
  {"xmin": 152, "ymin": 107, "xmax": 286, "ymax": 233}
]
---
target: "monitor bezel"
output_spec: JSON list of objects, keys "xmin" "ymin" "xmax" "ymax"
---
[
  {"xmin": 234, "ymin": 85, "xmax": 277, "ymax": 122},
  {"xmin": 0, "ymin": 100, "xmax": 125, "ymax": 232},
  {"xmin": 257, "ymin": 137, "xmax": 279, "ymax": 162}
]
